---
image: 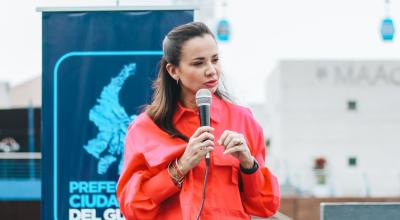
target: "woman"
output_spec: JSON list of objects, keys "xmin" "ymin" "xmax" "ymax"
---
[{"xmin": 117, "ymin": 22, "xmax": 280, "ymax": 220}]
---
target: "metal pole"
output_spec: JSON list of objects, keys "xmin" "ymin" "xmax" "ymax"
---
[{"xmin": 28, "ymin": 100, "xmax": 35, "ymax": 179}]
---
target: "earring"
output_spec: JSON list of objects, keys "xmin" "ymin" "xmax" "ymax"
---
[{"xmin": 176, "ymin": 79, "xmax": 179, "ymax": 85}]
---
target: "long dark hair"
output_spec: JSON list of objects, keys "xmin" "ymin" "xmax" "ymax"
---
[{"xmin": 146, "ymin": 22, "xmax": 230, "ymax": 142}]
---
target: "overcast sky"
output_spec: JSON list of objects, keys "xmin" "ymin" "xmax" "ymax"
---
[{"xmin": 1, "ymin": 0, "xmax": 399, "ymax": 104}]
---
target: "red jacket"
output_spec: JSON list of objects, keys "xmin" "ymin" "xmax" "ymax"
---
[{"xmin": 117, "ymin": 95, "xmax": 280, "ymax": 219}]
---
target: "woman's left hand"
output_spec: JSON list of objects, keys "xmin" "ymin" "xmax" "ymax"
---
[{"xmin": 218, "ymin": 130, "xmax": 254, "ymax": 169}]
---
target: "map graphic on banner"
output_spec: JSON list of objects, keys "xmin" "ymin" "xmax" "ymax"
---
[{"xmin": 83, "ymin": 63, "xmax": 137, "ymax": 175}]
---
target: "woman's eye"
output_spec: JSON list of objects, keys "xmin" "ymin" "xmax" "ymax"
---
[
  {"xmin": 212, "ymin": 58, "xmax": 219, "ymax": 63},
  {"xmin": 192, "ymin": 62, "xmax": 202, "ymax": 66}
]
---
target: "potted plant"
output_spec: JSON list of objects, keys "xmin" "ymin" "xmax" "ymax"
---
[{"xmin": 313, "ymin": 157, "xmax": 327, "ymax": 185}]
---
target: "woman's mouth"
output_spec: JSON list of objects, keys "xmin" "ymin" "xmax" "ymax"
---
[{"xmin": 205, "ymin": 80, "xmax": 218, "ymax": 88}]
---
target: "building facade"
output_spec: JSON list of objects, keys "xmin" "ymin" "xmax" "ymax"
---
[
  {"xmin": 265, "ymin": 60, "xmax": 400, "ymax": 197},
  {"xmin": 0, "ymin": 77, "xmax": 41, "ymax": 109}
]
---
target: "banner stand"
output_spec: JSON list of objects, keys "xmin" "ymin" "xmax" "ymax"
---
[{"xmin": 38, "ymin": 6, "xmax": 194, "ymax": 220}]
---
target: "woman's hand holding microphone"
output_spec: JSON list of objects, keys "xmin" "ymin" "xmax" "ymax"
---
[{"xmin": 178, "ymin": 126, "xmax": 215, "ymax": 175}]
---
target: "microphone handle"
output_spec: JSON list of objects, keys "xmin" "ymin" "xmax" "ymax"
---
[
  {"xmin": 199, "ymin": 105, "xmax": 211, "ymax": 162},
  {"xmin": 199, "ymin": 105, "xmax": 210, "ymax": 127}
]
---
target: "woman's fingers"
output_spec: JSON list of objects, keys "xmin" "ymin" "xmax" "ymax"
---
[
  {"xmin": 185, "ymin": 141, "xmax": 214, "ymax": 165},
  {"xmin": 191, "ymin": 126, "xmax": 214, "ymax": 139},
  {"xmin": 218, "ymin": 130, "xmax": 230, "ymax": 146},
  {"xmin": 200, "ymin": 145, "xmax": 214, "ymax": 155},
  {"xmin": 188, "ymin": 126, "xmax": 214, "ymax": 149},
  {"xmin": 223, "ymin": 137, "xmax": 243, "ymax": 154},
  {"xmin": 223, "ymin": 145, "xmax": 242, "ymax": 155},
  {"xmin": 218, "ymin": 130, "xmax": 249, "ymax": 157},
  {"xmin": 181, "ymin": 127, "xmax": 216, "ymax": 171},
  {"xmin": 201, "ymin": 139, "xmax": 215, "ymax": 148},
  {"xmin": 225, "ymin": 136, "xmax": 244, "ymax": 150},
  {"xmin": 219, "ymin": 131, "xmax": 243, "ymax": 149},
  {"xmin": 195, "ymin": 131, "xmax": 214, "ymax": 143}
]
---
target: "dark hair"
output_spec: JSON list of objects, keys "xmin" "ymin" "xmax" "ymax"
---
[{"xmin": 146, "ymin": 22, "xmax": 230, "ymax": 142}]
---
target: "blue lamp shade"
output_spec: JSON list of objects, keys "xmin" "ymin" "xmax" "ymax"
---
[
  {"xmin": 381, "ymin": 17, "xmax": 395, "ymax": 41},
  {"xmin": 217, "ymin": 19, "xmax": 231, "ymax": 42}
]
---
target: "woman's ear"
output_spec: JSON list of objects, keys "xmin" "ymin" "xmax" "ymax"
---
[{"xmin": 166, "ymin": 63, "xmax": 180, "ymax": 81}]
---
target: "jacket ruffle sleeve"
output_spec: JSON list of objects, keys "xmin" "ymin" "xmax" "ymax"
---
[
  {"xmin": 116, "ymin": 114, "xmax": 186, "ymax": 219},
  {"xmin": 239, "ymin": 110, "xmax": 280, "ymax": 218}
]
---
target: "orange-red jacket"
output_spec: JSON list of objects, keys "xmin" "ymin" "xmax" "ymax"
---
[{"xmin": 117, "ymin": 95, "xmax": 280, "ymax": 219}]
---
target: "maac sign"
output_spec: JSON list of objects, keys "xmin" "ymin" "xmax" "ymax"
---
[{"xmin": 316, "ymin": 64, "xmax": 400, "ymax": 86}]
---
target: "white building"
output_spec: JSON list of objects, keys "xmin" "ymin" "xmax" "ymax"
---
[
  {"xmin": 265, "ymin": 60, "xmax": 400, "ymax": 197},
  {"xmin": 9, "ymin": 77, "xmax": 41, "ymax": 108},
  {"xmin": 0, "ymin": 77, "xmax": 41, "ymax": 109},
  {"xmin": 0, "ymin": 82, "xmax": 11, "ymax": 108}
]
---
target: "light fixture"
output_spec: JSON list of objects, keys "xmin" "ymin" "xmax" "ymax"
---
[{"xmin": 381, "ymin": 0, "xmax": 395, "ymax": 41}]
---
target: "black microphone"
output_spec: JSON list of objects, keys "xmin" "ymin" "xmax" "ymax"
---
[
  {"xmin": 195, "ymin": 89, "xmax": 212, "ymax": 220},
  {"xmin": 195, "ymin": 89, "xmax": 212, "ymax": 163}
]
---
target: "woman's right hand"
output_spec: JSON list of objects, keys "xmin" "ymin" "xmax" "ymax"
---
[{"xmin": 178, "ymin": 126, "xmax": 215, "ymax": 174}]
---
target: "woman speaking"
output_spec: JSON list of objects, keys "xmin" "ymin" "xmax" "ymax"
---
[{"xmin": 117, "ymin": 22, "xmax": 280, "ymax": 220}]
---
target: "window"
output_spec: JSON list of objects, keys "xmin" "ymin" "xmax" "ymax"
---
[
  {"xmin": 347, "ymin": 100, "xmax": 357, "ymax": 111},
  {"xmin": 265, "ymin": 138, "xmax": 271, "ymax": 150},
  {"xmin": 348, "ymin": 157, "xmax": 357, "ymax": 167}
]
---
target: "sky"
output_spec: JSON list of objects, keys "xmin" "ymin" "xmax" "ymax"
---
[{"xmin": 1, "ymin": 0, "xmax": 400, "ymax": 104}]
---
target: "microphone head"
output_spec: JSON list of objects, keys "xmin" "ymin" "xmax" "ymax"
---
[{"xmin": 195, "ymin": 89, "xmax": 212, "ymax": 106}]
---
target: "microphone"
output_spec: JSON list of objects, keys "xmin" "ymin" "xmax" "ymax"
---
[
  {"xmin": 195, "ymin": 89, "xmax": 212, "ymax": 164},
  {"xmin": 195, "ymin": 89, "xmax": 212, "ymax": 220}
]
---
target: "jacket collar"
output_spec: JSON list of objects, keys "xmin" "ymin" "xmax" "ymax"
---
[{"xmin": 173, "ymin": 93, "xmax": 222, "ymax": 124}]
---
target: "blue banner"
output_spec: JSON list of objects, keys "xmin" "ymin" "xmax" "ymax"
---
[{"xmin": 42, "ymin": 9, "xmax": 193, "ymax": 220}]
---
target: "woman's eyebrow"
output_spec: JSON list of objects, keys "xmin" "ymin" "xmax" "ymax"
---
[
  {"xmin": 192, "ymin": 54, "xmax": 218, "ymax": 60},
  {"xmin": 192, "ymin": 57, "xmax": 205, "ymax": 61}
]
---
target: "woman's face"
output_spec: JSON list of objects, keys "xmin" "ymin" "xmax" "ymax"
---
[{"xmin": 168, "ymin": 34, "xmax": 220, "ymax": 102}]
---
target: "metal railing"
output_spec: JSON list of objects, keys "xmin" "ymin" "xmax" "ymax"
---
[{"xmin": 0, "ymin": 152, "xmax": 41, "ymax": 179}]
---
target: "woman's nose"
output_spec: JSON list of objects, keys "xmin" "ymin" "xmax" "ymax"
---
[{"xmin": 205, "ymin": 62, "xmax": 217, "ymax": 76}]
